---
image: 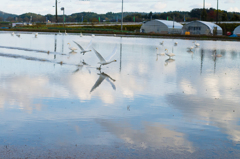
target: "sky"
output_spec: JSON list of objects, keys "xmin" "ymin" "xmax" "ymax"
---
[{"xmin": 1, "ymin": 0, "xmax": 240, "ymax": 15}]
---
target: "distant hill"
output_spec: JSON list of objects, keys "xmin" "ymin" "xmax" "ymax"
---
[
  {"xmin": 1, "ymin": 8, "xmax": 240, "ymax": 23},
  {"xmin": 0, "ymin": 11, "xmax": 17, "ymax": 21}
]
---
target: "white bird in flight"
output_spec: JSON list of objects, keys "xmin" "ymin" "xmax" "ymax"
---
[
  {"xmin": 92, "ymin": 45, "xmax": 117, "ymax": 69},
  {"xmin": 67, "ymin": 43, "xmax": 77, "ymax": 52},
  {"xmin": 165, "ymin": 49, "xmax": 175, "ymax": 58},
  {"xmin": 73, "ymin": 40, "xmax": 92, "ymax": 55},
  {"xmin": 90, "ymin": 72, "xmax": 116, "ymax": 93}
]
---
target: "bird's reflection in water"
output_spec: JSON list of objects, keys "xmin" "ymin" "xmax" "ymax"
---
[
  {"xmin": 69, "ymin": 51, "xmax": 77, "ymax": 55},
  {"xmin": 73, "ymin": 60, "xmax": 91, "ymax": 74},
  {"xmin": 90, "ymin": 72, "xmax": 116, "ymax": 93},
  {"xmin": 165, "ymin": 58, "xmax": 175, "ymax": 66}
]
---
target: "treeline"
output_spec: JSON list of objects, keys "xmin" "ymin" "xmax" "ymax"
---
[{"xmin": 2, "ymin": 8, "xmax": 240, "ymax": 23}]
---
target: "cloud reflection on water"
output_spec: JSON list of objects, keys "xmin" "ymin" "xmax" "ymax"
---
[{"xmin": 97, "ymin": 119, "xmax": 194, "ymax": 152}]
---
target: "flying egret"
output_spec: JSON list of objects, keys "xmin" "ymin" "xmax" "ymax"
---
[
  {"xmin": 165, "ymin": 49, "xmax": 175, "ymax": 58},
  {"xmin": 67, "ymin": 43, "xmax": 77, "ymax": 52},
  {"xmin": 59, "ymin": 30, "xmax": 62, "ymax": 35},
  {"xmin": 90, "ymin": 72, "xmax": 116, "ymax": 93},
  {"xmin": 65, "ymin": 30, "xmax": 67, "ymax": 35},
  {"xmin": 73, "ymin": 40, "xmax": 92, "ymax": 55},
  {"xmin": 160, "ymin": 41, "xmax": 164, "ymax": 45},
  {"xmin": 92, "ymin": 45, "xmax": 117, "ymax": 69}
]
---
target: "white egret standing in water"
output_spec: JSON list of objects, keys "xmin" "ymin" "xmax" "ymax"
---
[
  {"xmin": 67, "ymin": 43, "xmax": 77, "ymax": 52},
  {"xmin": 35, "ymin": 33, "xmax": 38, "ymax": 38},
  {"xmin": 80, "ymin": 33, "xmax": 83, "ymax": 37},
  {"xmin": 156, "ymin": 48, "xmax": 165, "ymax": 56},
  {"xmin": 212, "ymin": 50, "xmax": 222, "ymax": 57},
  {"xmin": 73, "ymin": 40, "xmax": 92, "ymax": 55},
  {"xmin": 65, "ymin": 30, "xmax": 67, "ymax": 35},
  {"xmin": 187, "ymin": 46, "xmax": 195, "ymax": 51},
  {"xmin": 165, "ymin": 49, "xmax": 175, "ymax": 58},
  {"xmin": 193, "ymin": 41, "xmax": 200, "ymax": 47},
  {"xmin": 59, "ymin": 30, "xmax": 62, "ymax": 35},
  {"xmin": 92, "ymin": 45, "xmax": 117, "ymax": 69},
  {"xmin": 11, "ymin": 32, "xmax": 14, "ymax": 36}
]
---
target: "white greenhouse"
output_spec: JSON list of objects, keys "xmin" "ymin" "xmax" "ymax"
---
[
  {"xmin": 233, "ymin": 25, "xmax": 240, "ymax": 36},
  {"xmin": 140, "ymin": 19, "xmax": 183, "ymax": 34},
  {"xmin": 182, "ymin": 21, "xmax": 222, "ymax": 36}
]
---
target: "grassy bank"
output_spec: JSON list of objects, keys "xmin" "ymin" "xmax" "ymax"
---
[{"xmin": 1, "ymin": 27, "xmax": 240, "ymax": 41}]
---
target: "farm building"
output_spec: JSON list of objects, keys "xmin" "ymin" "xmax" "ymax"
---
[
  {"xmin": 182, "ymin": 21, "xmax": 222, "ymax": 36},
  {"xmin": 233, "ymin": 25, "xmax": 240, "ymax": 36},
  {"xmin": 140, "ymin": 19, "xmax": 183, "ymax": 34}
]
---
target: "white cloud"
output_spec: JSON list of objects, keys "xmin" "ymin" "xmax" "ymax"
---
[
  {"xmin": 228, "ymin": 7, "xmax": 240, "ymax": 12},
  {"xmin": 151, "ymin": 2, "xmax": 167, "ymax": 10},
  {"xmin": 225, "ymin": 0, "xmax": 236, "ymax": 3}
]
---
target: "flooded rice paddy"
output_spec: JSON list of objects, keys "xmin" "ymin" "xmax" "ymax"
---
[{"xmin": 0, "ymin": 32, "xmax": 239, "ymax": 158}]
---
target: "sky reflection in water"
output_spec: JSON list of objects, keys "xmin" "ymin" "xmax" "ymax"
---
[{"xmin": 0, "ymin": 32, "xmax": 240, "ymax": 157}]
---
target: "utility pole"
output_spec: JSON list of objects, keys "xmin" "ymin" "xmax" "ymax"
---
[
  {"xmin": 203, "ymin": 0, "xmax": 205, "ymax": 9},
  {"xmin": 121, "ymin": 0, "xmax": 123, "ymax": 31},
  {"xmin": 61, "ymin": 7, "xmax": 65, "ymax": 26},
  {"xmin": 55, "ymin": 0, "xmax": 58, "ymax": 23},
  {"xmin": 216, "ymin": 0, "xmax": 219, "ymax": 23}
]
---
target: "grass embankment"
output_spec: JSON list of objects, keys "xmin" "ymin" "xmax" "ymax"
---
[{"xmin": 1, "ymin": 24, "xmax": 240, "ymax": 41}]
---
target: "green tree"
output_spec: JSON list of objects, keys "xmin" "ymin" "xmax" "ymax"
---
[
  {"xmin": 201, "ymin": 9, "xmax": 207, "ymax": 21},
  {"xmin": 230, "ymin": 14, "xmax": 240, "ymax": 21},
  {"xmin": 221, "ymin": 13, "xmax": 228, "ymax": 21}
]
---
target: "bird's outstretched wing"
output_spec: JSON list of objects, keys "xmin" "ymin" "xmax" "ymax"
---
[
  {"xmin": 92, "ymin": 47, "xmax": 106, "ymax": 62},
  {"xmin": 90, "ymin": 74, "xmax": 105, "ymax": 93},
  {"xmin": 106, "ymin": 78, "xmax": 116, "ymax": 90},
  {"xmin": 86, "ymin": 40, "xmax": 92, "ymax": 50},
  {"xmin": 73, "ymin": 41, "xmax": 84, "ymax": 51},
  {"xmin": 106, "ymin": 45, "xmax": 117, "ymax": 62}
]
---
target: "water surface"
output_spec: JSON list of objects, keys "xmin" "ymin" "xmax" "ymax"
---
[{"xmin": 0, "ymin": 32, "xmax": 239, "ymax": 158}]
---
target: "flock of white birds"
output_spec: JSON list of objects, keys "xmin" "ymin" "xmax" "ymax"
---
[
  {"xmin": 61, "ymin": 30, "xmax": 117, "ymax": 70},
  {"xmin": 10, "ymin": 31, "xmax": 223, "ymax": 69},
  {"xmin": 156, "ymin": 40, "xmax": 222, "ymax": 66}
]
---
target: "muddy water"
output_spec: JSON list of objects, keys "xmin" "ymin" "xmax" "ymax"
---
[{"xmin": 0, "ymin": 32, "xmax": 239, "ymax": 158}]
